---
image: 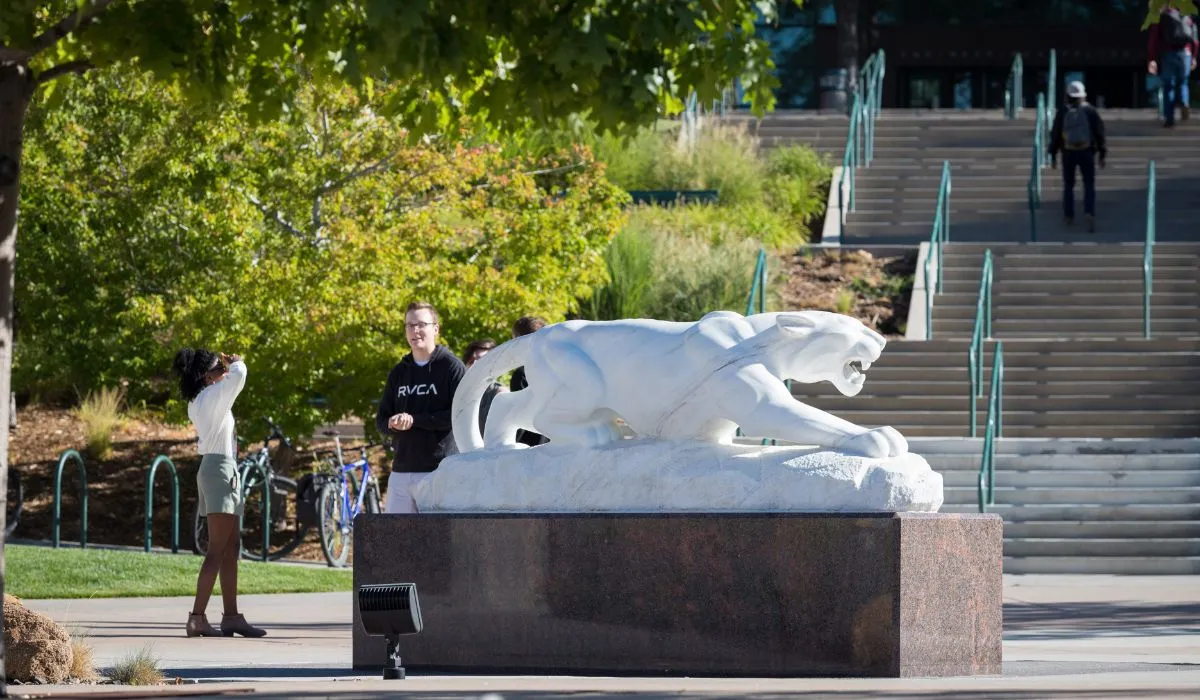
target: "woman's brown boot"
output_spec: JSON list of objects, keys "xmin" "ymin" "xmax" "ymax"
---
[
  {"xmin": 185, "ymin": 613, "xmax": 222, "ymax": 637},
  {"xmin": 220, "ymin": 613, "xmax": 267, "ymax": 638}
]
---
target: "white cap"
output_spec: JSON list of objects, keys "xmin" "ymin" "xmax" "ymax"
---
[{"xmin": 1066, "ymin": 80, "xmax": 1086, "ymax": 99}]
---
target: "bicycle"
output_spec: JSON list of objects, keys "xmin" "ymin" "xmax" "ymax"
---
[
  {"xmin": 314, "ymin": 431, "xmax": 383, "ymax": 568},
  {"xmin": 192, "ymin": 418, "xmax": 307, "ymax": 561}
]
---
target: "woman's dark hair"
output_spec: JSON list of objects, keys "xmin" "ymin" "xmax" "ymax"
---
[
  {"xmin": 461, "ymin": 338, "xmax": 497, "ymax": 366},
  {"xmin": 173, "ymin": 348, "xmax": 219, "ymax": 402}
]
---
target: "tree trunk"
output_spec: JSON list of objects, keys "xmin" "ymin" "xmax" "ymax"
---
[
  {"xmin": 0, "ymin": 62, "xmax": 33, "ymax": 698},
  {"xmin": 835, "ymin": 0, "xmax": 861, "ymax": 91}
]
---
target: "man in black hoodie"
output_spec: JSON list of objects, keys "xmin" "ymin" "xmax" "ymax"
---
[{"xmin": 375, "ymin": 301, "xmax": 466, "ymax": 513}]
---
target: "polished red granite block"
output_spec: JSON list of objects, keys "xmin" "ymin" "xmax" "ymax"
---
[{"xmin": 352, "ymin": 513, "xmax": 1002, "ymax": 677}]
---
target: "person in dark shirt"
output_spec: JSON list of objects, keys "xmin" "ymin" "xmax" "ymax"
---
[
  {"xmin": 1148, "ymin": 5, "xmax": 1198, "ymax": 126},
  {"xmin": 509, "ymin": 315, "xmax": 550, "ymax": 447},
  {"xmin": 461, "ymin": 338, "xmax": 506, "ymax": 433},
  {"xmin": 1048, "ymin": 80, "xmax": 1107, "ymax": 233},
  {"xmin": 375, "ymin": 301, "xmax": 465, "ymax": 513}
]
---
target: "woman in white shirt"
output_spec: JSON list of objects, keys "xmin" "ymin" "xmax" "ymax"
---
[{"xmin": 173, "ymin": 348, "xmax": 266, "ymax": 638}]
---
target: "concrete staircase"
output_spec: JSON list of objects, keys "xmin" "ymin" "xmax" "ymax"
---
[
  {"xmin": 789, "ymin": 336, "xmax": 1200, "ymax": 438},
  {"xmin": 928, "ymin": 438, "xmax": 1200, "ymax": 574},
  {"xmin": 732, "ymin": 109, "xmax": 1200, "ymax": 245},
  {"xmin": 934, "ymin": 242, "xmax": 1200, "ymax": 337}
]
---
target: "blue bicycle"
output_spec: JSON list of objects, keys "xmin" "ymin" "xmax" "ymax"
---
[{"xmin": 315, "ymin": 432, "xmax": 383, "ymax": 567}]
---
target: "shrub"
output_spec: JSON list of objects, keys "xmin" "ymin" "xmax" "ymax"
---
[
  {"xmin": 69, "ymin": 633, "xmax": 100, "ymax": 682},
  {"xmin": 579, "ymin": 211, "xmax": 767, "ymax": 322},
  {"xmin": 592, "ymin": 122, "xmax": 831, "ymax": 247},
  {"xmin": 107, "ymin": 646, "xmax": 163, "ymax": 686},
  {"xmin": 835, "ymin": 289, "xmax": 856, "ymax": 315},
  {"xmin": 76, "ymin": 387, "xmax": 124, "ymax": 459}
]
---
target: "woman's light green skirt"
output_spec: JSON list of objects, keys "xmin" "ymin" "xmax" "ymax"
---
[{"xmin": 197, "ymin": 453, "xmax": 242, "ymax": 516}]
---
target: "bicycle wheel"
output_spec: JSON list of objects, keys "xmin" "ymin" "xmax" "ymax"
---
[
  {"xmin": 317, "ymin": 481, "xmax": 351, "ymax": 568},
  {"xmin": 192, "ymin": 503, "xmax": 209, "ymax": 556},
  {"xmin": 241, "ymin": 475, "xmax": 302, "ymax": 561}
]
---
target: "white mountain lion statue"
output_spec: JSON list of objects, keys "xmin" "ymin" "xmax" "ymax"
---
[{"xmin": 451, "ymin": 310, "xmax": 908, "ymax": 459}]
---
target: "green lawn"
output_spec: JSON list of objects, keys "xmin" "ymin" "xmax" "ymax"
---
[{"xmin": 7, "ymin": 545, "xmax": 352, "ymax": 599}]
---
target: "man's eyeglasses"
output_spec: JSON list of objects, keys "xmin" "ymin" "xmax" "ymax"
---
[{"xmin": 406, "ymin": 322, "xmax": 435, "ymax": 331}]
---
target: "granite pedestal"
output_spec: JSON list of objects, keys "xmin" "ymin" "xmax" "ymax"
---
[{"xmin": 351, "ymin": 512, "xmax": 1002, "ymax": 677}]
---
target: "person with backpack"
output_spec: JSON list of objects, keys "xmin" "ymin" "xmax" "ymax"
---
[
  {"xmin": 1148, "ymin": 4, "xmax": 1198, "ymax": 127},
  {"xmin": 1048, "ymin": 81, "xmax": 1107, "ymax": 233}
]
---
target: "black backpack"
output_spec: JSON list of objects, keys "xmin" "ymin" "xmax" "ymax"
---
[{"xmin": 1162, "ymin": 9, "xmax": 1197, "ymax": 49}]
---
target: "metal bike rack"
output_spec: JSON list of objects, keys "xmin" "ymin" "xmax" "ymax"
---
[
  {"xmin": 144, "ymin": 455, "xmax": 181, "ymax": 553},
  {"xmin": 241, "ymin": 462, "xmax": 271, "ymax": 562},
  {"xmin": 6, "ymin": 469, "xmax": 23, "ymax": 537},
  {"xmin": 52, "ymin": 449, "xmax": 88, "ymax": 548}
]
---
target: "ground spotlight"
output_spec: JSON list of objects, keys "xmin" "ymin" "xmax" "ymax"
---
[{"xmin": 357, "ymin": 582, "xmax": 423, "ymax": 680}]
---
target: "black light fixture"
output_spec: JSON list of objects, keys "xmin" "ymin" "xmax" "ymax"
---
[{"xmin": 357, "ymin": 582, "xmax": 423, "ymax": 680}]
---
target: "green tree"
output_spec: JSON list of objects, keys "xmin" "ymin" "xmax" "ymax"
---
[
  {"xmin": 19, "ymin": 69, "xmax": 626, "ymax": 437},
  {"xmin": 1145, "ymin": 1, "xmax": 1199, "ymax": 27},
  {"xmin": 1, "ymin": 1, "xmax": 789, "ymax": 678}
]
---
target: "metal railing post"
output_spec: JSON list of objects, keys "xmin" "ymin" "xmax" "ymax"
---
[
  {"xmin": 1144, "ymin": 160, "xmax": 1156, "ymax": 339},
  {"xmin": 145, "ymin": 455, "xmax": 181, "ymax": 553},
  {"xmin": 52, "ymin": 449, "xmax": 88, "ymax": 549}
]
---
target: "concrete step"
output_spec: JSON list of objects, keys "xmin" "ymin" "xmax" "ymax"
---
[
  {"xmin": 936, "ymin": 293, "xmax": 1200, "ymax": 308},
  {"xmin": 943, "ymin": 485, "xmax": 1200, "ymax": 506},
  {"xmin": 927, "ymin": 452, "xmax": 1200, "ymax": 470},
  {"xmin": 944, "ymin": 242, "xmax": 1200, "ymax": 253},
  {"xmin": 909, "ymin": 436, "xmax": 1200, "ymax": 454},
  {"xmin": 932, "ymin": 320, "xmax": 1200, "ymax": 335},
  {"xmin": 847, "ymin": 425, "xmax": 1200, "ymax": 438},
  {"xmin": 933, "ymin": 305, "xmax": 1197, "ymax": 320},
  {"xmin": 940, "ymin": 470, "xmax": 1200, "ymax": 489},
  {"xmin": 1002, "ymin": 520, "xmax": 1200, "ymax": 538},
  {"xmin": 813, "ymin": 396, "xmax": 1200, "ymax": 413},
  {"xmin": 817, "ymin": 410, "xmax": 1200, "ymax": 429},
  {"xmin": 942, "ymin": 503, "xmax": 1200, "ymax": 520},
  {"xmin": 800, "ymin": 380, "xmax": 1199, "ymax": 398},
  {"xmin": 1003, "ymin": 539, "xmax": 1200, "ymax": 557},
  {"xmin": 1000, "ymin": 556, "xmax": 1200, "ymax": 575},
  {"xmin": 941, "ymin": 280, "xmax": 1198, "ymax": 294},
  {"xmin": 941, "ymin": 266, "xmax": 1197, "ymax": 281},
  {"xmin": 884, "ymin": 338, "xmax": 1200, "ymax": 352},
  {"xmin": 860, "ymin": 366, "xmax": 1200, "ymax": 380}
]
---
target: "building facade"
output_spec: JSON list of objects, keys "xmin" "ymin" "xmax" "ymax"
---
[{"xmin": 759, "ymin": 0, "xmax": 1170, "ymax": 110}]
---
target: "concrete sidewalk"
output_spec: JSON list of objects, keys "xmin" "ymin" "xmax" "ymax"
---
[{"xmin": 19, "ymin": 574, "xmax": 1200, "ymax": 698}]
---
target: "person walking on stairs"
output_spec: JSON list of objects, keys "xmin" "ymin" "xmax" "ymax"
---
[
  {"xmin": 1147, "ymin": 3, "xmax": 1198, "ymax": 127},
  {"xmin": 1048, "ymin": 80, "xmax": 1107, "ymax": 233}
]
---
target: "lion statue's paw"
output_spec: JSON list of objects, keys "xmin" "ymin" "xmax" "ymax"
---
[{"xmin": 836, "ymin": 426, "xmax": 908, "ymax": 459}]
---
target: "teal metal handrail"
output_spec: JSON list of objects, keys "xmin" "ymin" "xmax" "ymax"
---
[
  {"xmin": 836, "ymin": 93, "xmax": 863, "ymax": 242},
  {"xmin": 968, "ymin": 249, "xmax": 994, "ymax": 437},
  {"xmin": 1004, "ymin": 53, "xmax": 1024, "ymax": 119},
  {"xmin": 1027, "ymin": 92, "xmax": 1047, "ymax": 241},
  {"xmin": 1047, "ymin": 49, "xmax": 1058, "ymax": 123},
  {"xmin": 241, "ymin": 462, "xmax": 272, "ymax": 563},
  {"xmin": 834, "ymin": 50, "xmax": 886, "ymax": 243},
  {"xmin": 144, "ymin": 455, "xmax": 181, "ymax": 553},
  {"xmin": 1144, "ymin": 160, "xmax": 1156, "ymax": 339},
  {"xmin": 746, "ymin": 247, "xmax": 768, "ymax": 316},
  {"xmin": 978, "ymin": 341, "xmax": 1004, "ymax": 513},
  {"xmin": 922, "ymin": 161, "xmax": 952, "ymax": 339},
  {"xmin": 743, "ymin": 246, "xmax": 778, "ymax": 445},
  {"xmin": 860, "ymin": 50, "xmax": 886, "ymax": 166},
  {"xmin": 52, "ymin": 449, "xmax": 88, "ymax": 548}
]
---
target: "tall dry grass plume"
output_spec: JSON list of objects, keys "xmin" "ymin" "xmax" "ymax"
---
[
  {"xmin": 76, "ymin": 386, "xmax": 125, "ymax": 459},
  {"xmin": 107, "ymin": 645, "xmax": 163, "ymax": 685}
]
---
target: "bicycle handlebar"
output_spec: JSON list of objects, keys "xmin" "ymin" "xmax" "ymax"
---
[{"xmin": 262, "ymin": 417, "xmax": 292, "ymax": 450}]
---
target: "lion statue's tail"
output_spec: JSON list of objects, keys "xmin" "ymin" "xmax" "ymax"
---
[{"xmin": 451, "ymin": 333, "xmax": 535, "ymax": 452}]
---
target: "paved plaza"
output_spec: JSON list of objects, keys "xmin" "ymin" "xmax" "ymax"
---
[{"xmin": 14, "ymin": 574, "xmax": 1200, "ymax": 698}]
